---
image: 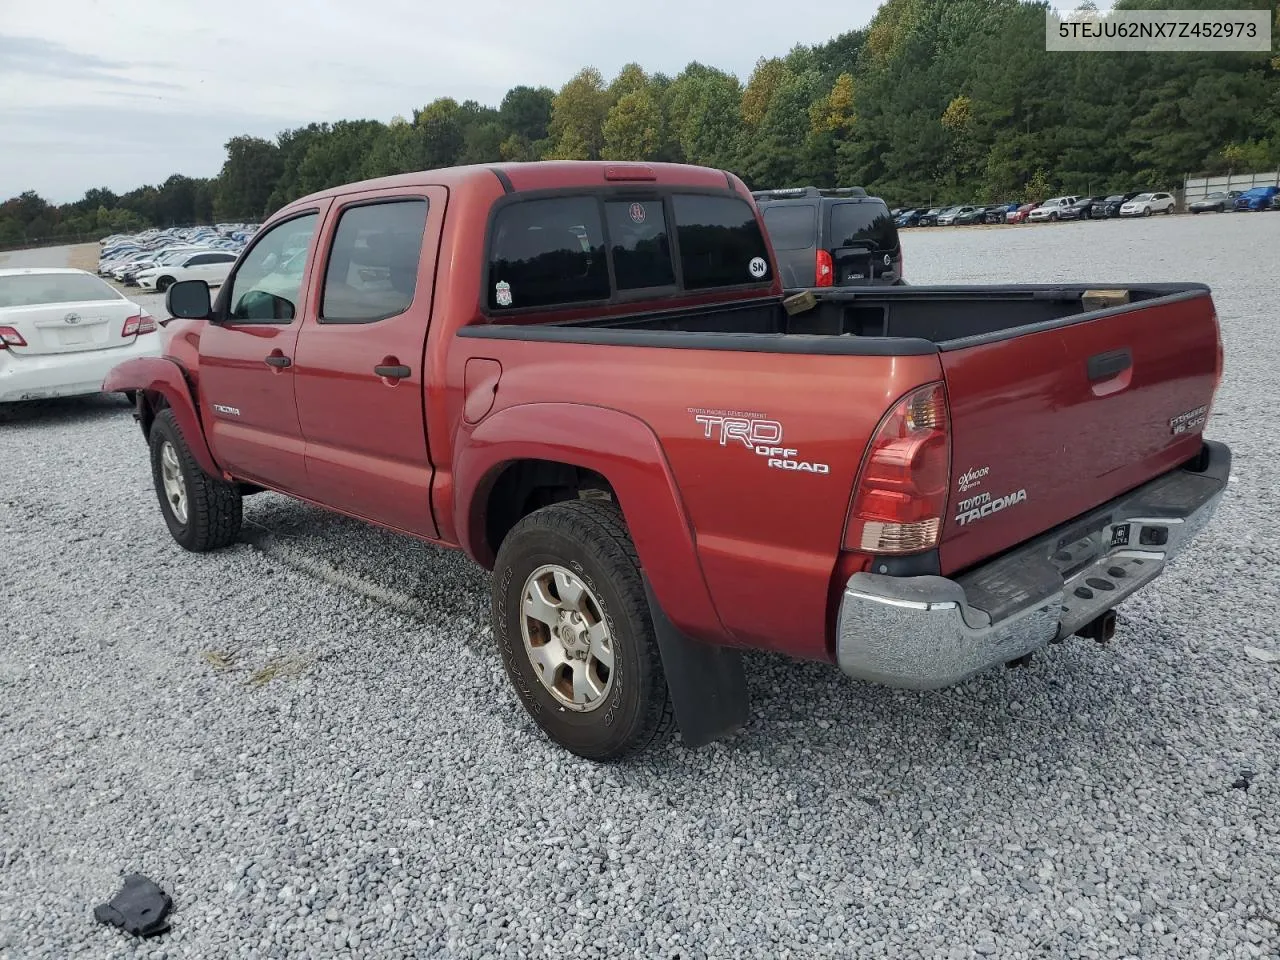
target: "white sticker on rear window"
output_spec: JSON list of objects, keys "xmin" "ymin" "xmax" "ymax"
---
[
  {"xmin": 495, "ymin": 281, "xmax": 512, "ymax": 307},
  {"xmin": 748, "ymin": 256, "xmax": 768, "ymax": 279}
]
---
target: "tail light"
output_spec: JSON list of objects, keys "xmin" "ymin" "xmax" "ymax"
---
[
  {"xmin": 815, "ymin": 250, "xmax": 833, "ymax": 287},
  {"xmin": 844, "ymin": 382, "xmax": 951, "ymax": 554},
  {"xmin": 1206, "ymin": 310, "xmax": 1224, "ymax": 427},
  {"xmin": 0, "ymin": 326, "xmax": 27, "ymax": 349},
  {"xmin": 1212, "ymin": 312, "xmax": 1223, "ymax": 389},
  {"xmin": 122, "ymin": 312, "xmax": 157, "ymax": 337}
]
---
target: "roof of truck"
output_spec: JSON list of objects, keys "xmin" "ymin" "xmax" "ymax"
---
[{"xmin": 291, "ymin": 161, "xmax": 742, "ymax": 207}]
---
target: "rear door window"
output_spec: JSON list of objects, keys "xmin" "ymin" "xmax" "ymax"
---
[
  {"xmin": 761, "ymin": 204, "xmax": 818, "ymax": 252},
  {"xmin": 320, "ymin": 199, "xmax": 429, "ymax": 323},
  {"xmin": 488, "ymin": 197, "xmax": 609, "ymax": 310},
  {"xmin": 829, "ymin": 201, "xmax": 898, "ymax": 252},
  {"xmin": 603, "ymin": 200, "xmax": 674, "ymax": 291},
  {"xmin": 671, "ymin": 194, "xmax": 771, "ymax": 289}
]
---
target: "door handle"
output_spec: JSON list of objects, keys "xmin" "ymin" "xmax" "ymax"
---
[
  {"xmin": 264, "ymin": 355, "xmax": 292, "ymax": 368},
  {"xmin": 1086, "ymin": 348, "xmax": 1131, "ymax": 382},
  {"xmin": 374, "ymin": 364, "xmax": 411, "ymax": 379}
]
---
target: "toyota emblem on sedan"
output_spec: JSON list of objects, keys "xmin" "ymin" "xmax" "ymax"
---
[
  {"xmin": 883, "ymin": 254, "xmax": 892, "ymax": 266},
  {"xmin": 64, "ymin": 313, "xmax": 81, "ymax": 324}
]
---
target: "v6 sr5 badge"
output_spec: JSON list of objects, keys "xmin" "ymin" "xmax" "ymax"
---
[{"xmin": 689, "ymin": 408, "xmax": 830, "ymax": 475}]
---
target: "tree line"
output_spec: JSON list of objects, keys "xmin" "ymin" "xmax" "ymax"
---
[{"xmin": 4, "ymin": 0, "xmax": 1277, "ymax": 244}]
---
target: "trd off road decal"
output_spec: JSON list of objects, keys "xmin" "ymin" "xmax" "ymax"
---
[{"xmin": 689, "ymin": 408, "xmax": 829, "ymax": 475}]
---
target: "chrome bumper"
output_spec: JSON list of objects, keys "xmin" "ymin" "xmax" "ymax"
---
[{"xmin": 835, "ymin": 441, "xmax": 1231, "ymax": 690}]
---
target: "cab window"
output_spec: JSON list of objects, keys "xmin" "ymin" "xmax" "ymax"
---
[
  {"xmin": 603, "ymin": 200, "xmax": 674, "ymax": 291},
  {"xmin": 320, "ymin": 199, "xmax": 428, "ymax": 323},
  {"xmin": 488, "ymin": 197, "xmax": 609, "ymax": 310},
  {"xmin": 671, "ymin": 194, "xmax": 771, "ymax": 289},
  {"xmin": 225, "ymin": 213, "xmax": 319, "ymax": 322}
]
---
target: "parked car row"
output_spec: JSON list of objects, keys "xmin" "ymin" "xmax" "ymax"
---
[
  {"xmin": 97, "ymin": 223, "xmax": 259, "ymax": 292},
  {"xmin": 892, "ymin": 184, "xmax": 1280, "ymax": 227}
]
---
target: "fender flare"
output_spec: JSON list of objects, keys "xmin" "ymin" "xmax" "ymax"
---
[
  {"xmin": 452, "ymin": 402, "xmax": 727, "ymax": 645},
  {"xmin": 103, "ymin": 357, "xmax": 220, "ymax": 478}
]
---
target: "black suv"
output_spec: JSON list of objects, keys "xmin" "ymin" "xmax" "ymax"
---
[{"xmin": 752, "ymin": 186, "xmax": 904, "ymax": 288}]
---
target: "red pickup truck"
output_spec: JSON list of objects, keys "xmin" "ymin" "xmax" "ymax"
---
[{"xmin": 104, "ymin": 161, "xmax": 1230, "ymax": 760}]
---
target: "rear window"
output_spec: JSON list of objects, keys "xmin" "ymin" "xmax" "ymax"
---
[
  {"xmin": 488, "ymin": 197, "xmax": 609, "ymax": 310},
  {"xmin": 603, "ymin": 200, "xmax": 674, "ymax": 291},
  {"xmin": 761, "ymin": 204, "xmax": 818, "ymax": 252},
  {"xmin": 672, "ymin": 194, "xmax": 771, "ymax": 289},
  {"xmin": 0, "ymin": 272, "xmax": 122, "ymax": 308},
  {"xmin": 829, "ymin": 201, "xmax": 898, "ymax": 252}
]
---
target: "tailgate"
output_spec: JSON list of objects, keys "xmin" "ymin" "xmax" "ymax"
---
[{"xmin": 938, "ymin": 292, "xmax": 1221, "ymax": 574}]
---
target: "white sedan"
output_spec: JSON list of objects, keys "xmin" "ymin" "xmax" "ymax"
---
[
  {"xmin": 0, "ymin": 268, "xmax": 162, "ymax": 403},
  {"xmin": 1120, "ymin": 192, "xmax": 1176, "ymax": 217},
  {"xmin": 136, "ymin": 250, "xmax": 239, "ymax": 292}
]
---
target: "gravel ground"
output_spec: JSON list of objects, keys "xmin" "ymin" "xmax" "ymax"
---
[{"xmin": 2, "ymin": 217, "xmax": 1278, "ymax": 960}]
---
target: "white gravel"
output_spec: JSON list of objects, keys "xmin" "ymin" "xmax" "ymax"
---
[{"xmin": 2, "ymin": 216, "xmax": 1278, "ymax": 959}]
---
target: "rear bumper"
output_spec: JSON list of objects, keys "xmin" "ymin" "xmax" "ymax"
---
[
  {"xmin": 0, "ymin": 336, "xmax": 164, "ymax": 403},
  {"xmin": 835, "ymin": 440, "xmax": 1231, "ymax": 689}
]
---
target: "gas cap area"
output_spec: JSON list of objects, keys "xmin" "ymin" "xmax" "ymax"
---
[{"xmin": 463, "ymin": 357, "xmax": 502, "ymax": 424}]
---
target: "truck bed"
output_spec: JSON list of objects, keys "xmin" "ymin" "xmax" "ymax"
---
[{"xmin": 462, "ymin": 283, "xmax": 1206, "ymax": 352}]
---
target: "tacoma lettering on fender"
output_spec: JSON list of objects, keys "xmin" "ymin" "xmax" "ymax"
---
[{"xmin": 103, "ymin": 161, "xmax": 1230, "ymax": 760}]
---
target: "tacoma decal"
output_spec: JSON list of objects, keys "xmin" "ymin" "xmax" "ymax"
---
[
  {"xmin": 955, "ymin": 488, "xmax": 1027, "ymax": 526},
  {"xmin": 212, "ymin": 403, "xmax": 241, "ymax": 417},
  {"xmin": 689, "ymin": 407, "xmax": 830, "ymax": 475}
]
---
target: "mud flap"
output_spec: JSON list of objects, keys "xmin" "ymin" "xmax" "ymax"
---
[{"xmin": 642, "ymin": 574, "xmax": 749, "ymax": 748}]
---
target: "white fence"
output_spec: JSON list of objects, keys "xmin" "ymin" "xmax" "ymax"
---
[{"xmin": 1184, "ymin": 170, "xmax": 1280, "ymax": 203}]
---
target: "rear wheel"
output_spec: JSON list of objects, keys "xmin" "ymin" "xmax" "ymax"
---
[
  {"xmin": 148, "ymin": 409, "xmax": 242, "ymax": 552},
  {"xmin": 491, "ymin": 500, "xmax": 674, "ymax": 760}
]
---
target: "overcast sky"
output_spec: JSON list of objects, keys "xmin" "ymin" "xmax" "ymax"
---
[{"xmin": 0, "ymin": 0, "xmax": 884, "ymax": 203}]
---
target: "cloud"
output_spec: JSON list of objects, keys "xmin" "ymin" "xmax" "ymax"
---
[
  {"xmin": 1, "ymin": 0, "xmax": 884, "ymax": 201},
  {"xmin": 0, "ymin": 34, "xmax": 176, "ymax": 90}
]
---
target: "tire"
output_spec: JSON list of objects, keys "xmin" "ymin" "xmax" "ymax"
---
[
  {"xmin": 1049, "ymin": 212, "xmax": 1058, "ymax": 222},
  {"xmin": 155, "ymin": 276, "xmax": 175, "ymax": 293},
  {"xmin": 1143, "ymin": 207, "xmax": 1151, "ymax": 217},
  {"xmin": 491, "ymin": 499, "xmax": 675, "ymax": 760},
  {"xmin": 148, "ymin": 408, "xmax": 242, "ymax": 552}
]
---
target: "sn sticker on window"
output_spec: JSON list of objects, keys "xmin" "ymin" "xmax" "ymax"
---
[{"xmin": 749, "ymin": 257, "xmax": 768, "ymax": 279}]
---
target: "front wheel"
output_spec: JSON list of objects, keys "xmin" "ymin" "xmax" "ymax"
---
[
  {"xmin": 155, "ymin": 276, "xmax": 175, "ymax": 293},
  {"xmin": 149, "ymin": 408, "xmax": 242, "ymax": 551},
  {"xmin": 1143, "ymin": 207, "xmax": 1152, "ymax": 217},
  {"xmin": 491, "ymin": 500, "xmax": 674, "ymax": 760}
]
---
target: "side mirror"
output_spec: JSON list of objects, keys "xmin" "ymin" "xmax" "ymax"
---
[{"xmin": 166, "ymin": 279, "xmax": 212, "ymax": 320}]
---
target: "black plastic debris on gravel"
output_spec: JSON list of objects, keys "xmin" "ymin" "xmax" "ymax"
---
[{"xmin": 93, "ymin": 874, "xmax": 172, "ymax": 938}]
